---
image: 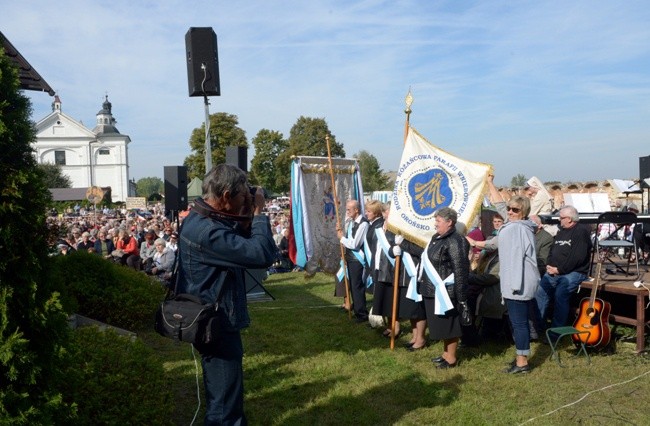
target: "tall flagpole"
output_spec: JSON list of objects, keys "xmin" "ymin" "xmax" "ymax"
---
[
  {"xmin": 390, "ymin": 89, "xmax": 413, "ymax": 350},
  {"xmin": 327, "ymin": 135, "xmax": 352, "ymax": 320}
]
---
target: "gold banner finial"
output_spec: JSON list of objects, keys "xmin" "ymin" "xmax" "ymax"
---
[{"xmin": 405, "ymin": 88, "xmax": 413, "ymax": 114}]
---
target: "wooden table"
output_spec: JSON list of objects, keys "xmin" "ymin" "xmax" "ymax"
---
[{"xmin": 579, "ymin": 276, "xmax": 649, "ymax": 353}]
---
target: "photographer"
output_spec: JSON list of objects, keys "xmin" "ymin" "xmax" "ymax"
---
[{"xmin": 175, "ymin": 164, "xmax": 277, "ymax": 425}]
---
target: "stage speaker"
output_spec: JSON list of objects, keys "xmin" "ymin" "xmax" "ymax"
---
[
  {"xmin": 641, "ymin": 156, "xmax": 650, "ymax": 189},
  {"xmin": 226, "ymin": 146, "xmax": 248, "ymax": 173},
  {"xmin": 185, "ymin": 27, "xmax": 220, "ymax": 97},
  {"xmin": 164, "ymin": 166, "xmax": 188, "ymax": 211}
]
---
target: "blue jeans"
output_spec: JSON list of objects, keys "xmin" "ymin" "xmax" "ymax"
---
[
  {"xmin": 534, "ymin": 271, "xmax": 587, "ymax": 331},
  {"xmin": 201, "ymin": 330, "xmax": 247, "ymax": 426},
  {"xmin": 505, "ymin": 299, "xmax": 533, "ymax": 356}
]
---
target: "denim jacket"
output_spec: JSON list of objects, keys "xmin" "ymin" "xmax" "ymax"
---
[{"xmin": 176, "ymin": 204, "xmax": 277, "ymax": 332}]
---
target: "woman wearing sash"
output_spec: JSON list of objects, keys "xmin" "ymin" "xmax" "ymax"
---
[
  {"xmin": 420, "ymin": 207, "xmax": 470, "ymax": 369},
  {"xmin": 372, "ymin": 204, "xmax": 426, "ymax": 348}
]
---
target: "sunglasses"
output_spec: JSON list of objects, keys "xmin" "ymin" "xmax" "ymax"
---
[{"xmin": 506, "ymin": 206, "xmax": 522, "ymax": 213}]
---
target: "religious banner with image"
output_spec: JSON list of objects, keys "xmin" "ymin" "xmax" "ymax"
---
[
  {"xmin": 290, "ymin": 156, "xmax": 364, "ymax": 275},
  {"xmin": 387, "ymin": 126, "xmax": 492, "ymax": 247}
]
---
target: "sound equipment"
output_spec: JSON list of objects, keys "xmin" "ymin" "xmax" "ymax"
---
[
  {"xmin": 640, "ymin": 155, "xmax": 650, "ymax": 189},
  {"xmin": 226, "ymin": 146, "xmax": 248, "ymax": 173},
  {"xmin": 164, "ymin": 166, "xmax": 188, "ymax": 211},
  {"xmin": 572, "ymin": 259, "xmax": 611, "ymax": 348},
  {"xmin": 185, "ymin": 27, "xmax": 220, "ymax": 97}
]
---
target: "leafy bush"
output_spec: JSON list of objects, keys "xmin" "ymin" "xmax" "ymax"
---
[
  {"xmin": 50, "ymin": 252, "xmax": 166, "ymax": 331},
  {"xmin": 58, "ymin": 327, "xmax": 174, "ymax": 425},
  {"xmin": 0, "ymin": 45, "xmax": 75, "ymax": 422}
]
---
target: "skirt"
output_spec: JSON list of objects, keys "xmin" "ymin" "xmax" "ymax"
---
[
  {"xmin": 424, "ymin": 297, "xmax": 462, "ymax": 340},
  {"xmin": 372, "ymin": 281, "xmax": 426, "ymax": 320}
]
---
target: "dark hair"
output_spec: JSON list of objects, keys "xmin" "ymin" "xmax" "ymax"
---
[{"xmin": 202, "ymin": 164, "xmax": 248, "ymax": 201}]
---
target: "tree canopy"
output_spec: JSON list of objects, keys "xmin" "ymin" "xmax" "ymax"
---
[
  {"xmin": 354, "ymin": 150, "xmax": 390, "ymax": 192},
  {"xmin": 249, "ymin": 129, "xmax": 288, "ymax": 194},
  {"xmin": 184, "ymin": 112, "xmax": 248, "ymax": 180},
  {"xmin": 274, "ymin": 117, "xmax": 345, "ymax": 192},
  {"xmin": 135, "ymin": 177, "xmax": 163, "ymax": 198},
  {"xmin": 510, "ymin": 174, "xmax": 527, "ymax": 187},
  {"xmin": 37, "ymin": 162, "xmax": 72, "ymax": 188}
]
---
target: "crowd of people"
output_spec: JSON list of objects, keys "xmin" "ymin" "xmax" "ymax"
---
[
  {"xmin": 47, "ymin": 196, "xmax": 292, "ymax": 286},
  {"xmin": 339, "ymin": 174, "xmax": 650, "ymax": 374}
]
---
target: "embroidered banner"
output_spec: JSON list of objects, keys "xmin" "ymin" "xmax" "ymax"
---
[
  {"xmin": 387, "ymin": 126, "xmax": 492, "ymax": 247},
  {"xmin": 290, "ymin": 156, "xmax": 364, "ymax": 275}
]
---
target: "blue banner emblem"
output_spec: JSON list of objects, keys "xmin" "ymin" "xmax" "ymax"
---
[{"xmin": 408, "ymin": 168, "xmax": 453, "ymax": 215}]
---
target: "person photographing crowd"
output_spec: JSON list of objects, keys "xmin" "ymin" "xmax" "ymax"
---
[{"xmin": 175, "ymin": 163, "xmax": 277, "ymax": 425}]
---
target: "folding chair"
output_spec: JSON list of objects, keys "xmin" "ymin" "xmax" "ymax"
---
[{"xmin": 591, "ymin": 211, "xmax": 641, "ymax": 279}]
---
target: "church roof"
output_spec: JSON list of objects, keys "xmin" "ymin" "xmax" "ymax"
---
[{"xmin": 1, "ymin": 31, "xmax": 55, "ymax": 95}]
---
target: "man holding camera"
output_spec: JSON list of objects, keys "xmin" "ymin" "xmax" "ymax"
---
[{"xmin": 176, "ymin": 164, "xmax": 277, "ymax": 425}]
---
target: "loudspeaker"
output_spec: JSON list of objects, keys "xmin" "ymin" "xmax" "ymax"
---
[
  {"xmin": 164, "ymin": 166, "xmax": 188, "ymax": 211},
  {"xmin": 641, "ymin": 156, "xmax": 650, "ymax": 189},
  {"xmin": 185, "ymin": 27, "xmax": 220, "ymax": 97},
  {"xmin": 226, "ymin": 146, "xmax": 248, "ymax": 173}
]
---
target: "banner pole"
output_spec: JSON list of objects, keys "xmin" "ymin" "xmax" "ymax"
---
[
  {"xmin": 327, "ymin": 135, "xmax": 352, "ymax": 320},
  {"xmin": 390, "ymin": 89, "xmax": 414, "ymax": 349}
]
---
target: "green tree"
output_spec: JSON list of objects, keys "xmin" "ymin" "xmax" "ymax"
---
[
  {"xmin": 510, "ymin": 174, "xmax": 527, "ymax": 187},
  {"xmin": 0, "ymin": 47, "xmax": 74, "ymax": 421},
  {"xmin": 354, "ymin": 150, "xmax": 390, "ymax": 192},
  {"xmin": 249, "ymin": 129, "xmax": 287, "ymax": 194},
  {"xmin": 184, "ymin": 112, "xmax": 248, "ymax": 180},
  {"xmin": 135, "ymin": 176, "xmax": 163, "ymax": 198},
  {"xmin": 37, "ymin": 162, "xmax": 72, "ymax": 188},
  {"xmin": 275, "ymin": 117, "xmax": 345, "ymax": 192}
]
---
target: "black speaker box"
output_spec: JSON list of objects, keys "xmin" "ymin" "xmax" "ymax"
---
[
  {"xmin": 641, "ymin": 156, "xmax": 650, "ymax": 189},
  {"xmin": 226, "ymin": 146, "xmax": 248, "ymax": 173},
  {"xmin": 164, "ymin": 166, "xmax": 188, "ymax": 211},
  {"xmin": 185, "ymin": 27, "xmax": 220, "ymax": 97}
]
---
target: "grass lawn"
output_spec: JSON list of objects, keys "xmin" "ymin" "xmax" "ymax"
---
[{"xmin": 143, "ymin": 272, "xmax": 650, "ymax": 425}]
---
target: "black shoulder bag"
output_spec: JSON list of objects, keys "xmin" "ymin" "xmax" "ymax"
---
[{"xmin": 154, "ymin": 218, "xmax": 223, "ymax": 345}]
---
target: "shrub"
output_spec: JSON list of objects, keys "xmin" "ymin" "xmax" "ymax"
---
[
  {"xmin": 58, "ymin": 327, "xmax": 174, "ymax": 425},
  {"xmin": 0, "ymin": 43, "xmax": 75, "ymax": 422},
  {"xmin": 50, "ymin": 252, "xmax": 166, "ymax": 331}
]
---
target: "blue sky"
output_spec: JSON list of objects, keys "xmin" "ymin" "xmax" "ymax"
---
[{"xmin": 2, "ymin": 0, "xmax": 649, "ymax": 186}]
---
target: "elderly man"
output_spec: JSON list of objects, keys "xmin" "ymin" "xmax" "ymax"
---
[
  {"xmin": 337, "ymin": 199, "xmax": 369, "ymax": 323},
  {"xmin": 176, "ymin": 164, "xmax": 277, "ymax": 425},
  {"xmin": 534, "ymin": 205, "xmax": 592, "ymax": 336}
]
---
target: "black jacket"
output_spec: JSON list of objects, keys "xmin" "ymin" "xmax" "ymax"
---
[{"xmin": 418, "ymin": 228, "xmax": 469, "ymax": 303}]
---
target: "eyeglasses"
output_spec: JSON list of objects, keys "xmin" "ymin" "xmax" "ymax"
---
[{"xmin": 506, "ymin": 206, "xmax": 522, "ymax": 213}]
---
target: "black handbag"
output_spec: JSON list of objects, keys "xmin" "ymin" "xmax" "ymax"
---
[
  {"xmin": 154, "ymin": 293, "xmax": 218, "ymax": 345},
  {"xmin": 458, "ymin": 301, "xmax": 473, "ymax": 327}
]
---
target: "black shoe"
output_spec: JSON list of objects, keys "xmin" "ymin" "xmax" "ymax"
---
[
  {"xmin": 507, "ymin": 359, "xmax": 516, "ymax": 368},
  {"xmin": 431, "ymin": 356, "xmax": 444, "ymax": 364},
  {"xmin": 504, "ymin": 364, "xmax": 531, "ymax": 374},
  {"xmin": 403, "ymin": 342, "xmax": 415, "ymax": 348},
  {"xmin": 437, "ymin": 359, "xmax": 457, "ymax": 369},
  {"xmin": 407, "ymin": 343, "xmax": 426, "ymax": 352}
]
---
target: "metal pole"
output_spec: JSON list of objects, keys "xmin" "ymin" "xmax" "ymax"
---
[{"xmin": 203, "ymin": 94, "xmax": 212, "ymax": 174}]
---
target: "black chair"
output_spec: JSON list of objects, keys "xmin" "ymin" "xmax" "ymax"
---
[{"xmin": 591, "ymin": 211, "xmax": 640, "ymax": 279}]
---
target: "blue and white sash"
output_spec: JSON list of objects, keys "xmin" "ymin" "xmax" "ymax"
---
[
  {"xmin": 419, "ymin": 241, "xmax": 455, "ymax": 314},
  {"xmin": 336, "ymin": 259, "xmax": 348, "ymax": 282},
  {"xmin": 403, "ymin": 252, "xmax": 421, "ymax": 302},
  {"xmin": 347, "ymin": 221, "xmax": 366, "ymax": 266},
  {"xmin": 375, "ymin": 228, "xmax": 395, "ymax": 268}
]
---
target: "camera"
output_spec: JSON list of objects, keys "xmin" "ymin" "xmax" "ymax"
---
[{"xmin": 249, "ymin": 185, "xmax": 269, "ymax": 199}]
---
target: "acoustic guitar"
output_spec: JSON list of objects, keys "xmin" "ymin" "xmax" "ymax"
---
[{"xmin": 572, "ymin": 260, "xmax": 611, "ymax": 348}]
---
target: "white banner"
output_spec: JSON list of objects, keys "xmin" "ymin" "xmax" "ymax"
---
[{"xmin": 387, "ymin": 127, "xmax": 492, "ymax": 247}]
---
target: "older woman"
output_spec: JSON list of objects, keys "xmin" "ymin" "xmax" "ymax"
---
[
  {"xmin": 419, "ymin": 207, "xmax": 470, "ymax": 369},
  {"xmin": 471, "ymin": 175, "xmax": 539, "ymax": 374},
  {"xmin": 150, "ymin": 238, "xmax": 175, "ymax": 277}
]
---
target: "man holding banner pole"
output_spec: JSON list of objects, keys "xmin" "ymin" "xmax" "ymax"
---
[{"xmin": 337, "ymin": 199, "xmax": 370, "ymax": 323}]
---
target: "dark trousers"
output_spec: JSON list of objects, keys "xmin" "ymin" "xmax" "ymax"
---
[
  {"xmin": 505, "ymin": 299, "xmax": 533, "ymax": 356},
  {"xmin": 201, "ymin": 330, "xmax": 247, "ymax": 426},
  {"xmin": 348, "ymin": 260, "xmax": 368, "ymax": 320}
]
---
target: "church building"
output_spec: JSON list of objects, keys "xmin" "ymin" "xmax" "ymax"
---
[{"xmin": 33, "ymin": 95, "xmax": 134, "ymax": 203}]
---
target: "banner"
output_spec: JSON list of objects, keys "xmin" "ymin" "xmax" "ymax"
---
[
  {"xmin": 290, "ymin": 156, "xmax": 364, "ymax": 275},
  {"xmin": 387, "ymin": 127, "xmax": 492, "ymax": 247}
]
